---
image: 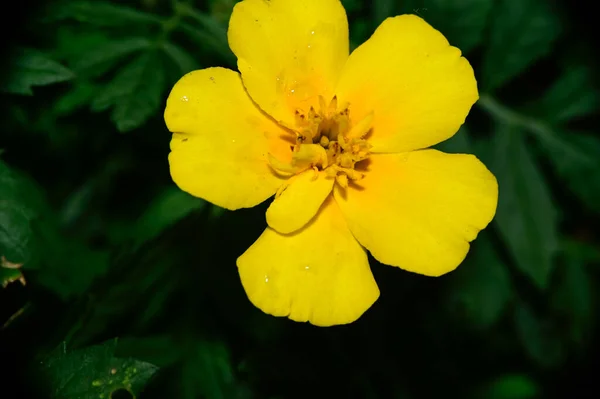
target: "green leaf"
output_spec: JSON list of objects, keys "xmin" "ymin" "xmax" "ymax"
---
[
  {"xmin": 514, "ymin": 303, "xmax": 564, "ymax": 368},
  {"xmin": 448, "ymin": 234, "xmax": 512, "ymax": 329},
  {"xmin": 373, "ymin": 0, "xmax": 396, "ymax": 25},
  {"xmin": 552, "ymin": 246, "xmax": 593, "ymax": 345},
  {"xmin": 482, "ymin": 0, "xmax": 561, "ymax": 91},
  {"xmin": 92, "ymin": 51, "xmax": 166, "ymax": 132},
  {"xmin": 54, "ymin": 82, "xmax": 98, "ymax": 115},
  {"xmin": 535, "ymin": 66, "xmax": 600, "ymax": 122},
  {"xmin": 398, "ymin": 0, "xmax": 494, "ymax": 52},
  {"xmin": 48, "ymin": 1, "xmax": 162, "ymax": 26},
  {"xmin": 116, "ymin": 336, "xmax": 182, "ymax": 368},
  {"xmin": 434, "ymin": 126, "xmax": 472, "ymax": 154},
  {"xmin": 0, "ymin": 160, "xmax": 50, "ymax": 266},
  {"xmin": 41, "ymin": 339, "xmax": 158, "ymax": 399},
  {"xmin": 0, "ymin": 160, "xmax": 109, "ymax": 297},
  {"xmin": 181, "ymin": 340, "xmax": 241, "ymax": 399},
  {"xmin": 478, "ymin": 374, "xmax": 540, "ymax": 399},
  {"xmin": 133, "ymin": 186, "xmax": 206, "ymax": 243},
  {"xmin": 2, "ymin": 48, "xmax": 74, "ymax": 95},
  {"xmin": 72, "ymin": 37, "xmax": 153, "ymax": 75},
  {"xmin": 490, "ymin": 125, "xmax": 559, "ymax": 289},
  {"xmin": 161, "ymin": 42, "xmax": 200, "ymax": 75},
  {"xmin": 544, "ymin": 131, "xmax": 600, "ymax": 214}
]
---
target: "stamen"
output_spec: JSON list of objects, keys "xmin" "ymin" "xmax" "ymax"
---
[{"xmin": 346, "ymin": 111, "xmax": 374, "ymax": 139}]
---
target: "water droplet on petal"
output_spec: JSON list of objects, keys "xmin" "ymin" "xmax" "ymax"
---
[
  {"xmin": 304, "ymin": 266, "xmax": 310, "ymax": 271},
  {"xmin": 181, "ymin": 95, "xmax": 189, "ymax": 102},
  {"xmin": 311, "ymin": 30, "xmax": 315, "ymax": 35},
  {"xmin": 264, "ymin": 275, "xmax": 269, "ymax": 283}
]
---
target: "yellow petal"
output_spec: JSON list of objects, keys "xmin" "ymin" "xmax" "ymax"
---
[
  {"xmin": 228, "ymin": 0, "xmax": 349, "ymax": 126},
  {"xmin": 266, "ymin": 170, "xmax": 334, "ymax": 234},
  {"xmin": 335, "ymin": 15, "xmax": 478, "ymax": 153},
  {"xmin": 237, "ymin": 196, "xmax": 379, "ymax": 326},
  {"xmin": 334, "ymin": 150, "xmax": 498, "ymax": 276},
  {"xmin": 165, "ymin": 67, "xmax": 291, "ymax": 210}
]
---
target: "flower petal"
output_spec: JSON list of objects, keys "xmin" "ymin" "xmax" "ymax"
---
[
  {"xmin": 335, "ymin": 15, "xmax": 478, "ymax": 153},
  {"xmin": 237, "ymin": 196, "xmax": 379, "ymax": 326},
  {"xmin": 266, "ymin": 170, "xmax": 334, "ymax": 234},
  {"xmin": 165, "ymin": 67, "xmax": 291, "ymax": 210},
  {"xmin": 334, "ymin": 150, "xmax": 498, "ymax": 276},
  {"xmin": 228, "ymin": 0, "xmax": 349, "ymax": 126}
]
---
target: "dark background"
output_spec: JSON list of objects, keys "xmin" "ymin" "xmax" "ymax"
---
[{"xmin": 1, "ymin": 0, "xmax": 599, "ymax": 398}]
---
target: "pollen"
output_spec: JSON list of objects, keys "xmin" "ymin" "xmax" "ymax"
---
[{"xmin": 268, "ymin": 96, "xmax": 373, "ymax": 186}]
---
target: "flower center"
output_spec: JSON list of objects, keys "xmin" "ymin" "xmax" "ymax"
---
[{"xmin": 268, "ymin": 95, "xmax": 373, "ymax": 188}]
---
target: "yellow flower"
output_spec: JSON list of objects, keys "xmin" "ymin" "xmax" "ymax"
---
[{"xmin": 164, "ymin": 0, "xmax": 498, "ymax": 326}]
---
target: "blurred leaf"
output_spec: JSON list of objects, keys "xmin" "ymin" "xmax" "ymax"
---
[
  {"xmin": 54, "ymin": 82, "xmax": 98, "ymax": 115},
  {"xmin": 398, "ymin": 0, "xmax": 494, "ymax": 52},
  {"xmin": 544, "ymin": 131, "xmax": 600, "ymax": 214},
  {"xmin": 48, "ymin": 0, "xmax": 162, "ymax": 26},
  {"xmin": 176, "ymin": 3, "xmax": 235, "ymax": 64},
  {"xmin": 514, "ymin": 303, "xmax": 564, "ymax": 368},
  {"xmin": 41, "ymin": 339, "xmax": 158, "ymax": 399},
  {"xmin": 2, "ymin": 48, "xmax": 74, "ymax": 95},
  {"xmin": 435, "ymin": 126, "xmax": 472, "ymax": 154},
  {"xmin": 133, "ymin": 186, "xmax": 205, "ymax": 244},
  {"xmin": 0, "ymin": 160, "xmax": 109, "ymax": 297},
  {"xmin": 563, "ymin": 239, "xmax": 600, "ymax": 264},
  {"xmin": 448, "ymin": 234, "xmax": 512, "ymax": 329},
  {"xmin": 373, "ymin": 0, "xmax": 395, "ymax": 25},
  {"xmin": 0, "ymin": 160, "xmax": 50, "ymax": 265},
  {"xmin": 479, "ymin": 374, "xmax": 540, "ymax": 399},
  {"xmin": 180, "ymin": 339, "xmax": 244, "ymax": 399},
  {"xmin": 92, "ymin": 51, "xmax": 166, "ymax": 132},
  {"xmin": 341, "ymin": 0, "xmax": 362, "ymax": 13},
  {"xmin": 534, "ymin": 66, "xmax": 600, "ymax": 122},
  {"xmin": 161, "ymin": 42, "xmax": 200, "ymax": 75},
  {"xmin": 552, "ymin": 248, "xmax": 593, "ymax": 345},
  {"xmin": 72, "ymin": 37, "xmax": 153, "ymax": 75},
  {"xmin": 482, "ymin": 0, "xmax": 561, "ymax": 91},
  {"xmin": 490, "ymin": 125, "xmax": 559, "ymax": 289},
  {"xmin": 116, "ymin": 336, "xmax": 182, "ymax": 368}
]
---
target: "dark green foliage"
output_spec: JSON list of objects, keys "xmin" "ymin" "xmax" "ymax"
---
[{"xmin": 1, "ymin": 0, "xmax": 599, "ymax": 398}]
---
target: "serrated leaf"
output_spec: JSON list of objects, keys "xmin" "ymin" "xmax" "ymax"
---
[
  {"xmin": 490, "ymin": 125, "xmax": 559, "ymax": 289},
  {"xmin": 48, "ymin": 1, "xmax": 162, "ymax": 26},
  {"xmin": 535, "ymin": 66, "xmax": 600, "ymax": 122},
  {"xmin": 72, "ymin": 37, "xmax": 153, "ymax": 74},
  {"xmin": 514, "ymin": 303, "xmax": 564, "ymax": 368},
  {"xmin": 41, "ymin": 339, "xmax": 158, "ymax": 399},
  {"xmin": 2, "ymin": 48, "xmax": 74, "ymax": 95},
  {"xmin": 161, "ymin": 42, "xmax": 200, "ymax": 75},
  {"xmin": 398, "ymin": 0, "xmax": 494, "ymax": 52},
  {"xmin": 448, "ymin": 234, "xmax": 512, "ymax": 329},
  {"xmin": 482, "ymin": 0, "xmax": 561, "ymax": 91},
  {"xmin": 92, "ymin": 52, "xmax": 166, "ymax": 132},
  {"xmin": 544, "ymin": 131, "xmax": 600, "ymax": 214}
]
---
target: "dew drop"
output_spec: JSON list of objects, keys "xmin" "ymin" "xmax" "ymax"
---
[
  {"xmin": 181, "ymin": 95, "xmax": 189, "ymax": 102},
  {"xmin": 304, "ymin": 266, "xmax": 310, "ymax": 271},
  {"xmin": 310, "ymin": 30, "xmax": 315, "ymax": 35},
  {"xmin": 264, "ymin": 275, "xmax": 269, "ymax": 283}
]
